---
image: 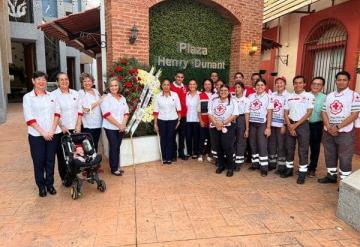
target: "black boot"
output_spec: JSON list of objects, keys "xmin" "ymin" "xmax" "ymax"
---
[
  {"xmin": 248, "ymin": 162, "xmax": 260, "ymax": 170},
  {"xmin": 268, "ymin": 162, "xmax": 276, "ymax": 171},
  {"xmin": 235, "ymin": 164, "xmax": 241, "ymax": 172},
  {"xmin": 260, "ymin": 166, "xmax": 268, "ymax": 177},
  {"xmin": 216, "ymin": 166, "xmax": 225, "ymax": 174},
  {"xmin": 297, "ymin": 172, "xmax": 306, "ymax": 184},
  {"xmin": 318, "ymin": 173, "xmax": 337, "ymax": 184},
  {"xmin": 226, "ymin": 170, "xmax": 234, "ymax": 177},
  {"xmin": 275, "ymin": 165, "xmax": 286, "ymax": 176},
  {"xmin": 281, "ymin": 167, "xmax": 293, "ymax": 178}
]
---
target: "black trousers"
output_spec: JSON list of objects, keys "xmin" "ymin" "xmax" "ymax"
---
[
  {"xmin": 83, "ymin": 127, "xmax": 101, "ymax": 151},
  {"xmin": 235, "ymin": 115, "xmax": 247, "ymax": 165},
  {"xmin": 185, "ymin": 122, "xmax": 200, "ymax": 156},
  {"xmin": 56, "ymin": 130, "xmax": 74, "ymax": 181},
  {"xmin": 268, "ymin": 127, "xmax": 286, "ymax": 166},
  {"xmin": 199, "ymin": 126, "xmax": 211, "ymax": 155},
  {"xmin": 210, "ymin": 125, "xmax": 236, "ymax": 171},
  {"xmin": 158, "ymin": 119, "xmax": 177, "ymax": 161},
  {"xmin": 172, "ymin": 118, "xmax": 186, "ymax": 158},
  {"xmin": 308, "ymin": 121, "xmax": 323, "ymax": 172},
  {"xmin": 28, "ymin": 134, "xmax": 60, "ymax": 189},
  {"xmin": 249, "ymin": 122, "xmax": 268, "ymax": 167},
  {"xmin": 104, "ymin": 129, "xmax": 124, "ymax": 172}
]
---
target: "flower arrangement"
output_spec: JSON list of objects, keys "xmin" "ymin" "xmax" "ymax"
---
[{"xmin": 108, "ymin": 58, "xmax": 144, "ymax": 114}]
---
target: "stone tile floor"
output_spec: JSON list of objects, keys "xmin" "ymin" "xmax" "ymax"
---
[{"xmin": 0, "ymin": 103, "xmax": 360, "ymax": 247}]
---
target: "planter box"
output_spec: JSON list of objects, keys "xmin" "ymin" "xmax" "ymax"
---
[{"xmin": 102, "ymin": 132, "xmax": 161, "ymax": 166}]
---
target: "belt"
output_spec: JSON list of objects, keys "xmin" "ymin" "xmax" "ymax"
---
[
  {"xmin": 289, "ymin": 120, "xmax": 308, "ymax": 124},
  {"xmin": 309, "ymin": 121, "xmax": 323, "ymax": 124}
]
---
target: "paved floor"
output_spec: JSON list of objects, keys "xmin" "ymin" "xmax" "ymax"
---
[{"xmin": 1, "ymin": 103, "xmax": 360, "ymax": 247}]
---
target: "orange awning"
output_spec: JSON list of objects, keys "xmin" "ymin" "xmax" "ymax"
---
[
  {"xmin": 38, "ymin": 8, "xmax": 100, "ymax": 58},
  {"xmin": 262, "ymin": 37, "xmax": 282, "ymax": 51}
]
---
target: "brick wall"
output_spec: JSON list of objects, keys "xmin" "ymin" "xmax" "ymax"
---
[{"xmin": 105, "ymin": 0, "xmax": 263, "ymax": 82}]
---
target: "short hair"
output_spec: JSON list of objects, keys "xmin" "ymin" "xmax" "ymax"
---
[
  {"xmin": 33, "ymin": 71, "xmax": 47, "ymax": 79},
  {"xmin": 312, "ymin": 76, "xmax": 325, "ymax": 86},
  {"xmin": 210, "ymin": 71, "xmax": 219, "ymax": 76},
  {"xmin": 336, "ymin": 71, "xmax": 351, "ymax": 80},
  {"xmin": 251, "ymin": 73, "xmax": 261, "ymax": 79},
  {"xmin": 234, "ymin": 72, "xmax": 244, "ymax": 78},
  {"xmin": 80, "ymin": 72, "xmax": 94, "ymax": 83},
  {"xmin": 255, "ymin": 78, "xmax": 267, "ymax": 86},
  {"xmin": 188, "ymin": 79, "xmax": 197, "ymax": 84},
  {"xmin": 56, "ymin": 72, "xmax": 68, "ymax": 82},
  {"xmin": 293, "ymin": 75, "xmax": 305, "ymax": 83},
  {"xmin": 275, "ymin": 76, "xmax": 286, "ymax": 84},
  {"xmin": 175, "ymin": 71, "xmax": 184, "ymax": 75},
  {"xmin": 234, "ymin": 81, "xmax": 245, "ymax": 90}
]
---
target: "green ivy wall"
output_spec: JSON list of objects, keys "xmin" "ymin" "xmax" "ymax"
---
[{"xmin": 149, "ymin": 0, "xmax": 233, "ymax": 85}]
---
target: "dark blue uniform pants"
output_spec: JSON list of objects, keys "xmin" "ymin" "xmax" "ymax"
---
[
  {"xmin": 185, "ymin": 122, "xmax": 200, "ymax": 156},
  {"xmin": 159, "ymin": 119, "xmax": 177, "ymax": 161},
  {"xmin": 104, "ymin": 129, "xmax": 124, "ymax": 173},
  {"xmin": 28, "ymin": 134, "xmax": 60, "ymax": 189},
  {"xmin": 83, "ymin": 127, "xmax": 101, "ymax": 151}
]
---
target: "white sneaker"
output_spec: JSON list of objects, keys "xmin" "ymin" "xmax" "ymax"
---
[
  {"xmin": 206, "ymin": 156, "xmax": 213, "ymax": 162},
  {"xmin": 198, "ymin": 156, "xmax": 203, "ymax": 162}
]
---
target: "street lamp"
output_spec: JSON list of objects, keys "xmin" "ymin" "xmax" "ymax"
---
[{"xmin": 129, "ymin": 24, "xmax": 139, "ymax": 44}]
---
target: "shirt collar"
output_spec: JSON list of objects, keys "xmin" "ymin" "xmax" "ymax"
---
[
  {"xmin": 335, "ymin": 87, "xmax": 350, "ymax": 96},
  {"xmin": 33, "ymin": 89, "xmax": 47, "ymax": 96},
  {"xmin": 172, "ymin": 81, "xmax": 184, "ymax": 88},
  {"xmin": 161, "ymin": 91, "xmax": 172, "ymax": 97}
]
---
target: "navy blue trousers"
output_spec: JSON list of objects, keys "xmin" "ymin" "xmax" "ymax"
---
[
  {"xmin": 185, "ymin": 122, "xmax": 200, "ymax": 156},
  {"xmin": 159, "ymin": 119, "xmax": 177, "ymax": 161},
  {"xmin": 104, "ymin": 129, "xmax": 124, "ymax": 172},
  {"xmin": 82, "ymin": 127, "xmax": 101, "ymax": 151},
  {"xmin": 28, "ymin": 134, "xmax": 60, "ymax": 189}
]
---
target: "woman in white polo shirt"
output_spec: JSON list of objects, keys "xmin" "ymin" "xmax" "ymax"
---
[
  {"xmin": 208, "ymin": 84, "xmax": 239, "ymax": 177},
  {"xmin": 185, "ymin": 79, "xmax": 200, "ymax": 159},
  {"xmin": 248, "ymin": 79, "xmax": 273, "ymax": 177},
  {"xmin": 51, "ymin": 72, "xmax": 81, "ymax": 186},
  {"xmin": 101, "ymin": 78, "xmax": 129, "ymax": 176},
  {"xmin": 23, "ymin": 71, "xmax": 62, "ymax": 197},
  {"xmin": 154, "ymin": 79, "xmax": 182, "ymax": 165},
  {"xmin": 76, "ymin": 73, "xmax": 103, "ymax": 150}
]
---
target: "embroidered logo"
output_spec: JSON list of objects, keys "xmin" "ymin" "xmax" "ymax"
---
[
  {"xmin": 214, "ymin": 103, "xmax": 226, "ymax": 116},
  {"xmin": 272, "ymin": 99, "xmax": 282, "ymax": 112},
  {"xmin": 330, "ymin": 100, "xmax": 343, "ymax": 115},
  {"xmin": 250, "ymin": 99, "xmax": 262, "ymax": 111}
]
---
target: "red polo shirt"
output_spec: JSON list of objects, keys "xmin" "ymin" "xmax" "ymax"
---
[{"xmin": 170, "ymin": 82, "xmax": 188, "ymax": 118}]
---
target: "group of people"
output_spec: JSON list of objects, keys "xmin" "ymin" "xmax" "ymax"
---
[
  {"xmin": 23, "ymin": 72, "xmax": 129, "ymax": 197},
  {"xmin": 153, "ymin": 70, "xmax": 360, "ymax": 185},
  {"xmin": 23, "ymin": 68, "xmax": 359, "ymax": 197}
]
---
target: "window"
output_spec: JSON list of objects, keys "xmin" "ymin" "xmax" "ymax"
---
[{"xmin": 42, "ymin": 0, "xmax": 58, "ymax": 18}]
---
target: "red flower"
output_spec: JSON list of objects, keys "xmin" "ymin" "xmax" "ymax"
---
[
  {"xmin": 115, "ymin": 66, "xmax": 123, "ymax": 72},
  {"xmin": 128, "ymin": 68, "xmax": 138, "ymax": 75},
  {"xmin": 120, "ymin": 59, "xmax": 128, "ymax": 65},
  {"xmin": 111, "ymin": 72, "xmax": 115, "ymax": 76},
  {"xmin": 132, "ymin": 77, "xmax": 138, "ymax": 83},
  {"xmin": 124, "ymin": 81, "xmax": 133, "ymax": 88},
  {"xmin": 117, "ymin": 75, "xmax": 123, "ymax": 81}
]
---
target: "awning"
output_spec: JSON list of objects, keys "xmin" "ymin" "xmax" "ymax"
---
[
  {"xmin": 38, "ymin": 8, "xmax": 100, "ymax": 58},
  {"xmin": 262, "ymin": 37, "xmax": 282, "ymax": 51},
  {"xmin": 263, "ymin": 0, "xmax": 320, "ymax": 23}
]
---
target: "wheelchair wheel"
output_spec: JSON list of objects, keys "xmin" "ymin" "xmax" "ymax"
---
[
  {"xmin": 97, "ymin": 180, "xmax": 106, "ymax": 192},
  {"xmin": 71, "ymin": 180, "xmax": 82, "ymax": 199}
]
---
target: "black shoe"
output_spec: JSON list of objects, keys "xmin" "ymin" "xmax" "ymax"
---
[
  {"xmin": 260, "ymin": 166, "xmax": 268, "ymax": 177},
  {"xmin": 226, "ymin": 170, "xmax": 234, "ymax": 177},
  {"xmin": 179, "ymin": 155, "xmax": 190, "ymax": 160},
  {"xmin": 268, "ymin": 163, "xmax": 276, "ymax": 171},
  {"xmin": 47, "ymin": 186, "xmax": 57, "ymax": 195},
  {"xmin": 39, "ymin": 188, "xmax": 47, "ymax": 197},
  {"xmin": 275, "ymin": 165, "xmax": 286, "ymax": 176},
  {"xmin": 167, "ymin": 161, "xmax": 172, "ymax": 165},
  {"xmin": 248, "ymin": 163, "xmax": 259, "ymax": 170},
  {"xmin": 216, "ymin": 167, "xmax": 225, "ymax": 174},
  {"xmin": 162, "ymin": 161, "xmax": 167, "ymax": 165},
  {"xmin": 172, "ymin": 157, "xmax": 177, "ymax": 162},
  {"xmin": 297, "ymin": 172, "xmax": 306, "ymax": 184},
  {"xmin": 235, "ymin": 164, "xmax": 241, "ymax": 172},
  {"xmin": 281, "ymin": 168, "xmax": 293, "ymax": 178},
  {"xmin": 318, "ymin": 173, "xmax": 337, "ymax": 184}
]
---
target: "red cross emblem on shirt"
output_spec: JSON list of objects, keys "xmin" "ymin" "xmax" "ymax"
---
[
  {"xmin": 250, "ymin": 99, "xmax": 262, "ymax": 111},
  {"xmin": 272, "ymin": 99, "xmax": 282, "ymax": 112},
  {"xmin": 330, "ymin": 100, "xmax": 343, "ymax": 115},
  {"xmin": 214, "ymin": 104, "xmax": 226, "ymax": 116}
]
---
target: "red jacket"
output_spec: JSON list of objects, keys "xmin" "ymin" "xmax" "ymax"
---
[
  {"xmin": 199, "ymin": 91, "xmax": 211, "ymax": 126},
  {"xmin": 245, "ymin": 86, "xmax": 256, "ymax": 97},
  {"xmin": 170, "ymin": 82, "xmax": 188, "ymax": 117}
]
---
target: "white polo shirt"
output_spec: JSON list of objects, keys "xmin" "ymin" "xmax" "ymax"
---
[
  {"xmin": 248, "ymin": 92, "xmax": 273, "ymax": 124},
  {"xmin": 51, "ymin": 88, "xmax": 80, "ymax": 130},
  {"xmin": 208, "ymin": 97, "xmax": 239, "ymax": 128},
  {"xmin": 100, "ymin": 94, "xmax": 129, "ymax": 130},
  {"xmin": 271, "ymin": 90, "xmax": 289, "ymax": 127},
  {"xmin": 153, "ymin": 92, "xmax": 181, "ymax": 121},
  {"xmin": 284, "ymin": 91, "xmax": 314, "ymax": 122},
  {"xmin": 233, "ymin": 95, "xmax": 250, "ymax": 115},
  {"xmin": 23, "ymin": 90, "xmax": 62, "ymax": 137},
  {"xmin": 78, "ymin": 89, "xmax": 103, "ymax": 129},
  {"xmin": 322, "ymin": 88, "xmax": 360, "ymax": 132},
  {"xmin": 186, "ymin": 92, "xmax": 200, "ymax": 122}
]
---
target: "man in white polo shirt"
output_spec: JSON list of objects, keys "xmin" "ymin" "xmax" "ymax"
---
[
  {"xmin": 282, "ymin": 75, "xmax": 314, "ymax": 184},
  {"xmin": 318, "ymin": 71, "xmax": 360, "ymax": 184}
]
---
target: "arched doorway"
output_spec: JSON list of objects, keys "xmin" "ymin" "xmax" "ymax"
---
[{"xmin": 301, "ymin": 19, "xmax": 347, "ymax": 94}]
